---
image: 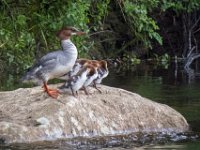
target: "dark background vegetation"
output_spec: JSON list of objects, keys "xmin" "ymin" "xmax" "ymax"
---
[{"xmin": 0, "ymin": 0, "xmax": 200, "ymax": 74}]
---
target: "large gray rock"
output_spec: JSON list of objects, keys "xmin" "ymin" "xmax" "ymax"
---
[{"xmin": 0, "ymin": 84, "xmax": 189, "ymax": 143}]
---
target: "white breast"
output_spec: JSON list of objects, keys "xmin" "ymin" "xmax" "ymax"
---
[
  {"xmin": 84, "ymin": 73, "xmax": 98, "ymax": 87},
  {"xmin": 72, "ymin": 72, "xmax": 88, "ymax": 92},
  {"xmin": 95, "ymin": 70, "xmax": 109, "ymax": 84},
  {"xmin": 48, "ymin": 65, "xmax": 72, "ymax": 80},
  {"xmin": 70, "ymin": 63, "xmax": 82, "ymax": 76}
]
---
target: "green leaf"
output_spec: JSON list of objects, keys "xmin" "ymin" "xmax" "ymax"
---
[{"xmin": 16, "ymin": 15, "xmax": 27, "ymax": 26}]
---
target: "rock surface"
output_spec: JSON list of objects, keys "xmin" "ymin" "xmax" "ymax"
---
[{"xmin": 0, "ymin": 84, "xmax": 189, "ymax": 143}]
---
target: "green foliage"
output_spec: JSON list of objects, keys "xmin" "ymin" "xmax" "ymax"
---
[
  {"xmin": 154, "ymin": 53, "xmax": 170, "ymax": 62},
  {"xmin": 123, "ymin": 0, "xmax": 162, "ymax": 48},
  {"xmin": 0, "ymin": 0, "xmax": 200, "ymax": 73},
  {"xmin": 0, "ymin": 0, "xmax": 109, "ymax": 73},
  {"xmin": 161, "ymin": 0, "xmax": 200, "ymax": 12},
  {"xmin": 153, "ymin": 53, "xmax": 170, "ymax": 69},
  {"xmin": 122, "ymin": 53, "xmax": 141, "ymax": 65}
]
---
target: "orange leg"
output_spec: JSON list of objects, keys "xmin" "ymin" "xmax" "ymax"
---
[
  {"xmin": 42, "ymin": 85, "xmax": 58, "ymax": 92},
  {"xmin": 43, "ymin": 82, "xmax": 60, "ymax": 99}
]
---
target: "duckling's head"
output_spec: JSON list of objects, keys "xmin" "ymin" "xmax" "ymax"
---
[
  {"xmin": 75, "ymin": 64, "xmax": 96, "ymax": 77},
  {"xmin": 99, "ymin": 60, "xmax": 108, "ymax": 70},
  {"xmin": 87, "ymin": 60, "xmax": 100, "ymax": 68},
  {"xmin": 77, "ymin": 59, "xmax": 90, "ymax": 66},
  {"xmin": 56, "ymin": 27, "xmax": 85, "ymax": 40},
  {"xmin": 86, "ymin": 64, "xmax": 98, "ymax": 76}
]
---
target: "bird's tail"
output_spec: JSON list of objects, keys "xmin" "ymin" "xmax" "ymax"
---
[{"xmin": 20, "ymin": 69, "xmax": 42, "ymax": 85}]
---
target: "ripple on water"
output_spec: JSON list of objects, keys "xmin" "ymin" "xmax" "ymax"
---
[{"xmin": 0, "ymin": 132, "xmax": 199, "ymax": 150}]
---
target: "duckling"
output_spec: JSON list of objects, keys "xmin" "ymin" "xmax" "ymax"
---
[
  {"xmin": 21, "ymin": 27, "xmax": 85, "ymax": 98},
  {"xmin": 93, "ymin": 60, "xmax": 109, "ymax": 93},
  {"xmin": 82, "ymin": 64, "xmax": 99, "ymax": 95},
  {"xmin": 58, "ymin": 59, "xmax": 97, "ymax": 80},
  {"xmin": 58, "ymin": 65, "xmax": 93, "ymax": 97},
  {"xmin": 58, "ymin": 61, "xmax": 82, "ymax": 80}
]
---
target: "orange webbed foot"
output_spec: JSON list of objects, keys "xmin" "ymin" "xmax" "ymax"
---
[
  {"xmin": 43, "ymin": 88, "xmax": 60, "ymax": 99},
  {"xmin": 47, "ymin": 89, "xmax": 60, "ymax": 99},
  {"xmin": 42, "ymin": 83, "xmax": 60, "ymax": 99}
]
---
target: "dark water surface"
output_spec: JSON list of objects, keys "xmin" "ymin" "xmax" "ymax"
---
[
  {"xmin": 0, "ymin": 62, "xmax": 200, "ymax": 149},
  {"xmin": 104, "ymin": 62, "xmax": 200, "ymax": 133}
]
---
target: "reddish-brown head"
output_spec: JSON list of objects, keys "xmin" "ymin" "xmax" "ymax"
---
[
  {"xmin": 90, "ymin": 61, "xmax": 100, "ymax": 68},
  {"xmin": 56, "ymin": 27, "xmax": 86, "ymax": 40},
  {"xmin": 99, "ymin": 60, "xmax": 108, "ymax": 70},
  {"xmin": 86, "ymin": 64, "xmax": 97, "ymax": 76},
  {"xmin": 76, "ymin": 64, "xmax": 95, "ymax": 76},
  {"xmin": 77, "ymin": 59, "xmax": 90, "ymax": 66}
]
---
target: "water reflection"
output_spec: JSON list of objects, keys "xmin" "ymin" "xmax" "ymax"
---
[{"xmin": 1, "ymin": 132, "xmax": 199, "ymax": 150}]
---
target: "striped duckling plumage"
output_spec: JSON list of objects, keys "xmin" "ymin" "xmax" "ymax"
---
[
  {"xmin": 82, "ymin": 64, "xmax": 99, "ymax": 95},
  {"xmin": 58, "ymin": 59, "xmax": 97, "ymax": 80},
  {"xmin": 93, "ymin": 60, "xmax": 109, "ymax": 84},
  {"xmin": 58, "ymin": 64, "xmax": 96, "ymax": 96},
  {"xmin": 58, "ymin": 59, "xmax": 109, "ymax": 96}
]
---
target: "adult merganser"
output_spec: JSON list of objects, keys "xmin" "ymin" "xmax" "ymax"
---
[
  {"xmin": 21, "ymin": 27, "xmax": 85, "ymax": 98},
  {"xmin": 58, "ymin": 65, "xmax": 93, "ymax": 97}
]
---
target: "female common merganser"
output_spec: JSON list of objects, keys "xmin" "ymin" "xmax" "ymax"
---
[
  {"xmin": 93, "ymin": 60, "xmax": 109, "ymax": 93},
  {"xmin": 58, "ymin": 65, "xmax": 94, "ymax": 97},
  {"xmin": 21, "ymin": 27, "xmax": 85, "ymax": 98}
]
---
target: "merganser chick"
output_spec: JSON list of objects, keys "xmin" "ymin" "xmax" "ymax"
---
[
  {"xmin": 82, "ymin": 64, "xmax": 98, "ymax": 95},
  {"xmin": 93, "ymin": 60, "xmax": 109, "ymax": 93},
  {"xmin": 21, "ymin": 27, "xmax": 85, "ymax": 98},
  {"xmin": 58, "ymin": 61, "xmax": 82, "ymax": 80},
  {"xmin": 58, "ymin": 66, "xmax": 92, "ymax": 97},
  {"xmin": 70, "ymin": 59, "xmax": 96, "ymax": 74},
  {"xmin": 58, "ymin": 59, "xmax": 98, "ymax": 80}
]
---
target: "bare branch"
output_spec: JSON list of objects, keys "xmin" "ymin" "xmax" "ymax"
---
[
  {"xmin": 117, "ymin": 0, "xmax": 127, "ymax": 22},
  {"xmin": 99, "ymin": 38, "xmax": 120, "ymax": 43},
  {"xmin": 88, "ymin": 30, "xmax": 115, "ymax": 37},
  {"xmin": 191, "ymin": 16, "xmax": 200, "ymax": 30},
  {"xmin": 187, "ymin": 46, "xmax": 196, "ymax": 58},
  {"xmin": 184, "ymin": 53, "xmax": 200, "ymax": 70},
  {"xmin": 194, "ymin": 27, "xmax": 200, "ymax": 34}
]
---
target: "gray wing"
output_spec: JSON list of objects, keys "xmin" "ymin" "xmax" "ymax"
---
[
  {"xmin": 22, "ymin": 50, "xmax": 67, "ymax": 82},
  {"xmin": 37, "ymin": 50, "xmax": 63, "ymax": 65},
  {"xmin": 39, "ymin": 50, "xmax": 69, "ymax": 66}
]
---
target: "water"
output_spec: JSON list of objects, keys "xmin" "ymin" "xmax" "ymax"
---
[
  {"xmin": 104, "ymin": 62, "xmax": 200, "ymax": 133},
  {"xmin": 0, "ymin": 62, "xmax": 200, "ymax": 149}
]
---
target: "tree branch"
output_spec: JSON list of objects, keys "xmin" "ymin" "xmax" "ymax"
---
[
  {"xmin": 191, "ymin": 16, "xmax": 200, "ymax": 30},
  {"xmin": 184, "ymin": 53, "xmax": 200, "ymax": 70},
  {"xmin": 187, "ymin": 46, "xmax": 196, "ymax": 58},
  {"xmin": 88, "ymin": 30, "xmax": 115, "ymax": 37}
]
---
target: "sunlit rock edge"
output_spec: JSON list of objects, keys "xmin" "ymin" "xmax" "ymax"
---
[{"xmin": 0, "ymin": 84, "xmax": 189, "ymax": 144}]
